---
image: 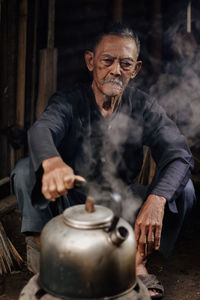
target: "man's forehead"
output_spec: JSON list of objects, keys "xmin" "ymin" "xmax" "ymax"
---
[{"xmin": 94, "ymin": 35, "xmax": 137, "ymax": 57}]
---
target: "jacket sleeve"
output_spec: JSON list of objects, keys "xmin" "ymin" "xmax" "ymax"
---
[
  {"xmin": 142, "ymin": 97, "xmax": 194, "ymax": 210},
  {"xmin": 27, "ymin": 91, "xmax": 73, "ymax": 208},
  {"xmin": 28, "ymin": 91, "xmax": 73, "ymax": 172}
]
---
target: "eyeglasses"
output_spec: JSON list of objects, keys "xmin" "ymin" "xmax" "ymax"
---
[{"xmin": 101, "ymin": 57, "xmax": 137, "ymax": 71}]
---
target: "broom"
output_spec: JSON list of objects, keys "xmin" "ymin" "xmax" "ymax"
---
[{"xmin": 0, "ymin": 221, "xmax": 23, "ymax": 274}]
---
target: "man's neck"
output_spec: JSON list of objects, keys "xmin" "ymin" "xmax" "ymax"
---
[
  {"xmin": 97, "ymin": 95, "xmax": 121, "ymax": 118},
  {"xmin": 92, "ymin": 83, "xmax": 121, "ymax": 118}
]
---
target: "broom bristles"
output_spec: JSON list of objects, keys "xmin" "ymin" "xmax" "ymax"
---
[
  {"xmin": 8, "ymin": 239, "xmax": 23, "ymax": 265},
  {"xmin": 0, "ymin": 221, "xmax": 23, "ymax": 274}
]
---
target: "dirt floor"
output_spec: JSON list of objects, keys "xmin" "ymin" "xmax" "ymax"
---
[{"xmin": 0, "ymin": 184, "xmax": 200, "ymax": 300}]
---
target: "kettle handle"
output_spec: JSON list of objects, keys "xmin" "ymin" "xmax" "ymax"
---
[{"xmin": 74, "ymin": 179, "xmax": 89, "ymax": 195}]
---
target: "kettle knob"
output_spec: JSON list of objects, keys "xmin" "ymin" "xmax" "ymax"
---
[{"xmin": 85, "ymin": 196, "xmax": 95, "ymax": 213}]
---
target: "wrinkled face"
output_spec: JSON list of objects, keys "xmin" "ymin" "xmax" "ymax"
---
[{"xmin": 85, "ymin": 35, "xmax": 141, "ymax": 98}]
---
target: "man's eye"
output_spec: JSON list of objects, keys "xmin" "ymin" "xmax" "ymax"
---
[
  {"xmin": 121, "ymin": 62, "xmax": 132, "ymax": 69},
  {"xmin": 103, "ymin": 59, "xmax": 113, "ymax": 65}
]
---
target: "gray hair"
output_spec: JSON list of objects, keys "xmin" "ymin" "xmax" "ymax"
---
[{"xmin": 92, "ymin": 23, "xmax": 140, "ymax": 57}]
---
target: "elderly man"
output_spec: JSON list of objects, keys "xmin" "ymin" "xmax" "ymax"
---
[{"xmin": 12, "ymin": 23, "xmax": 195, "ymax": 299}]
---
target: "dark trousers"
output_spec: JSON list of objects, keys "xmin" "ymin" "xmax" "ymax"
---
[{"xmin": 11, "ymin": 157, "xmax": 196, "ymax": 257}]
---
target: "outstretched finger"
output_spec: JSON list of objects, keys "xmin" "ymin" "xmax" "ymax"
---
[
  {"xmin": 74, "ymin": 175, "xmax": 86, "ymax": 188},
  {"xmin": 74, "ymin": 175, "xmax": 86, "ymax": 182}
]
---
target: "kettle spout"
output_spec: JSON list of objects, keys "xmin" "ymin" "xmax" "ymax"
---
[{"xmin": 110, "ymin": 226, "xmax": 129, "ymax": 246}]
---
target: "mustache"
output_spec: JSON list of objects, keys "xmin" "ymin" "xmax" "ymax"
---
[{"xmin": 103, "ymin": 78, "xmax": 123, "ymax": 87}]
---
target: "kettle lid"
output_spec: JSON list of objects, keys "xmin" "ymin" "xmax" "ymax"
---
[{"xmin": 63, "ymin": 204, "xmax": 114, "ymax": 229}]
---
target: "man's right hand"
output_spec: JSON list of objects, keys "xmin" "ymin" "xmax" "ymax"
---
[{"xmin": 41, "ymin": 156, "xmax": 85, "ymax": 201}]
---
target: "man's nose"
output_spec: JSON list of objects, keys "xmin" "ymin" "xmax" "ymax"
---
[{"xmin": 110, "ymin": 61, "xmax": 121, "ymax": 76}]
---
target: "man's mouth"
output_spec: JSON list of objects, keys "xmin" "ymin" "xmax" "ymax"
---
[{"xmin": 103, "ymin": 78, "xmax": 123, "ymax": 87}]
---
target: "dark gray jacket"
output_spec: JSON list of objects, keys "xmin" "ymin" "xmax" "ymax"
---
[{"xmin": 28, "ymin": 84, "xmax": 193, "ymax": 212}]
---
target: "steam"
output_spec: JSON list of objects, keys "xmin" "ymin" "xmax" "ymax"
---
[
  {"xmin": 76, "ymin": 112, "xmax": 144, "ymax": 224},
  {"xmin": 100, "ymin": 114, "xmax": 143, "ymax": 223},
  {"xmin": 149, "ymin": 20, "xmax": 200, "ymax": 148}
]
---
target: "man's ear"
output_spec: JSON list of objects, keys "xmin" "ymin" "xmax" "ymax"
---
[
  {"xmin": 131, "ymin": 60, "xmax": 142, "ymax": 79},
  {"xmin": 84, "ymin": 50, "xmax": 94, "ymax": 72}
]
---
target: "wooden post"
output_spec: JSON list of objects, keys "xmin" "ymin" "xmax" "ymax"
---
[
  {"xmin": 48, "ymin": 0, "xmax": 55, "ymax": 49},
  {"xmin": 30, "ymin": 0, "xmax": 38, "ymax": 125},
  {"xmin": 187, "ymin": 1, "xmax": 191, "ymax": 33},
  {"xmin": 15, "ymin": 0, "xmax": 28, "ymax": 161},
  {"xmin": 113, "ymin": 0, "xmax": 123, "ymax": 23},
  {"xmin": 16, "ymin": 0, "xmax": 27, "ymax": 128},
  {"xmin": 0, "ymin": 0, "xmax": 18, "ymax": 176},
  {"xmin": 36, "ymin": 0, "xmax": 57, "ymax": 119}
]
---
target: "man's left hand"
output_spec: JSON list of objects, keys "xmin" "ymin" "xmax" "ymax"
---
[{"xmin": 134, "ymin": 194, "xmax": 166, "ymax": 258}]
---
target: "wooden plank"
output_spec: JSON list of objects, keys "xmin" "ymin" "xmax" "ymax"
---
[
  {"xmin": 36, "ymin": 48, "xmax": 57, "ymax": 118},
  {"xmin": 36, "ymin": 0, "xmax": 57, "ymax": 119}
]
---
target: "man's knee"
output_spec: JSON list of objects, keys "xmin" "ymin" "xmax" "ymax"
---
[{"xmin": 179, "ymin": 179, "xmax": 196, "ymax": 212}]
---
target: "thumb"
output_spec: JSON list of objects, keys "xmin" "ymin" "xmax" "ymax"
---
[{"xmin": 74, "ymin": 175, "xmax": 86, "ymax": 183}]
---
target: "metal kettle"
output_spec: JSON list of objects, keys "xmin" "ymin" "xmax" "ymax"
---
[{"xmin": 39, "ymin": 197, "xmax": 137, "ymax": 299}]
